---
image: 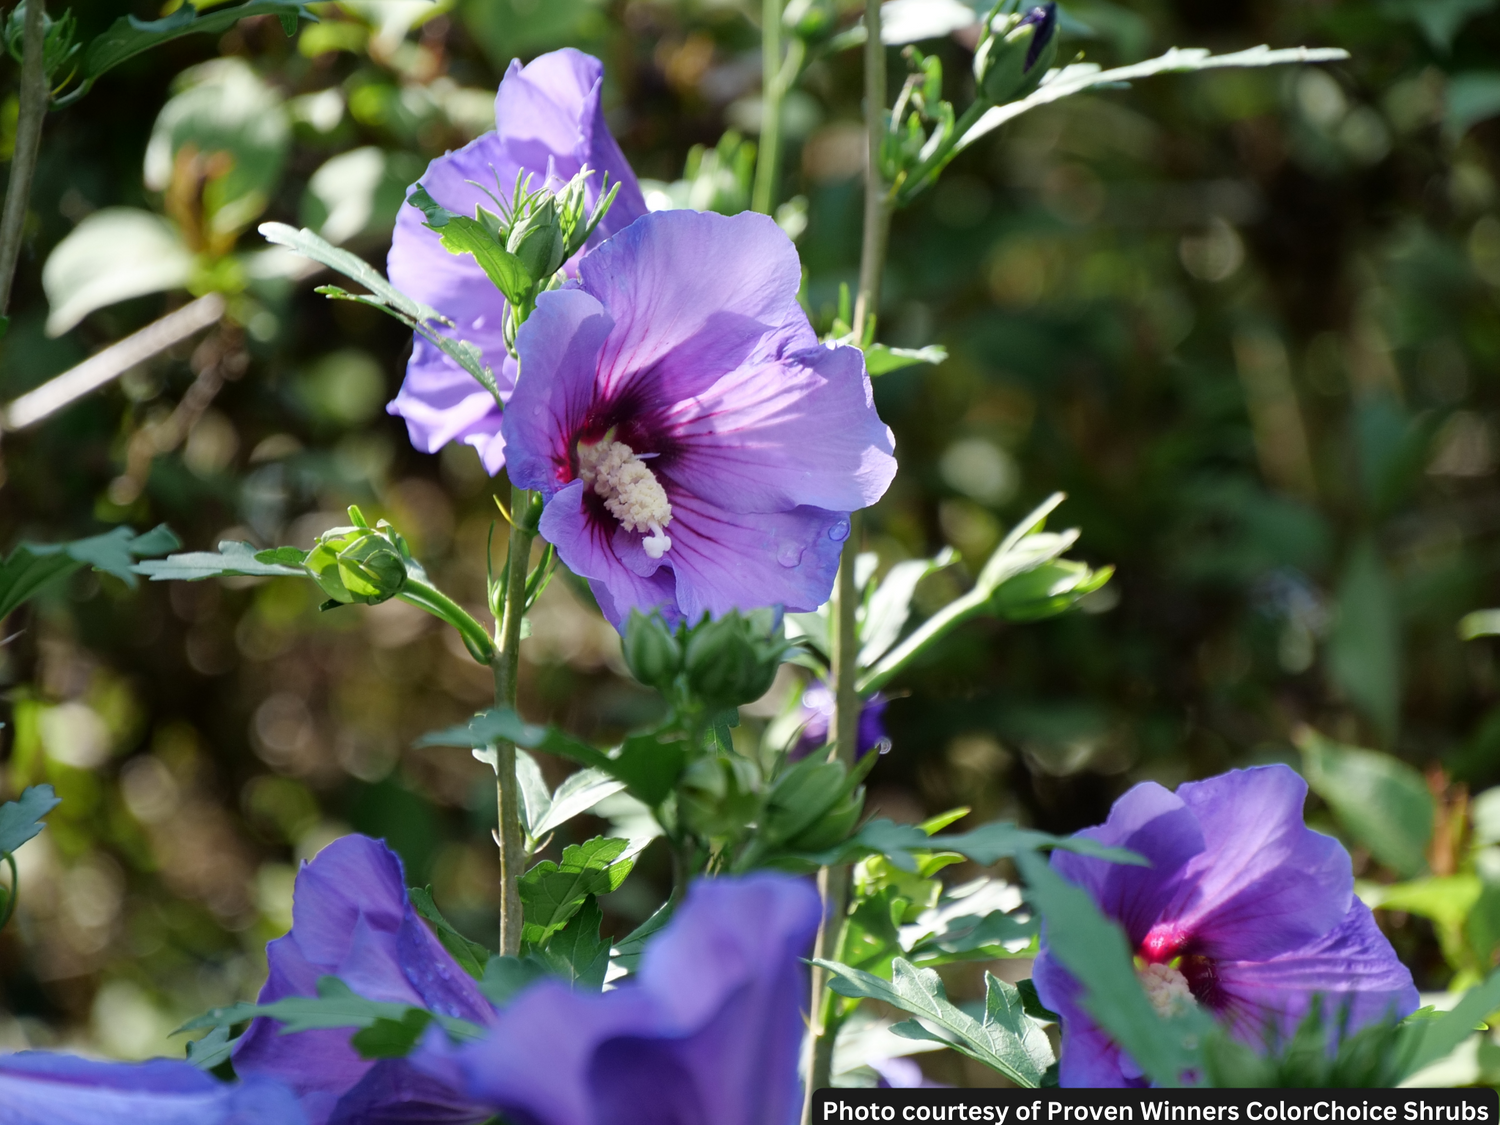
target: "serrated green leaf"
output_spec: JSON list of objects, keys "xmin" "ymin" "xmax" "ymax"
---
[
  {"xmin": 519, "ymin": 837, "xmax": 639, "ymax": 947},
  {"xmin": 185, "ymin": 1026, "xmax": 236, "ymax": 1070},
  {"xmin": 136, "ymin": 540, "xmax": 306, "ymax": 582},
  {"xmin": 0, "ymin": 525, "xmax": 180, "ymax": 617},
  {"xmin": 817, "ymin": 957, "xmax": 1053, "ymax": 1086},
  {"xmin": 255, "ymin": 546, "xmax": 309, "ymax": 567},
  {"xmin": 417, "ymin": 708, "xmax": 612, "ymax": 773},
  {"xmin": 532, "ymin": 769, "xmax": 627, "ymax": 839},
  {"xmin": 408, "ymin": 886, "xmax": 490, "ymax": 980},
  {"xmin": 610, "ymin": 897, "xmax": 674, "ymax": 977},
  {"xmin": 176, "ymin": 975, "xmax": 483, "ymax": 1040},
  {"xmin": 536, "ymin": 896, "xmax": 612, "ymax": 991},
  {"xmin": 0, "ymin": 785, "xmax": 61, "ymax": 857},
  {"xmin": 408, "ymin": 186, "xmax": 533, "ymax": 305}
]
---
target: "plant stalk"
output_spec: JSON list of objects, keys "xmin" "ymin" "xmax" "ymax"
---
[
  {"xmin": 0, "ymin": 0, "xmax": 48, "ymax": 317},
  {"xmin": 751, "ymin": 0, "xmax": 783, "ymax": 215},
  {"xmin": 801, "ymin": 3, "xmax": 888, "ymax": 1117},
  {"xmin": 492, "ymin": 483, "xmax": 536, "ymax": 955}
]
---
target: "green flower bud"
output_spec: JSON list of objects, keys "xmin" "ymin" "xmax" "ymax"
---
[
  {"xmin": 304, "ymin": 510, "xmax": 412, "ymax": 606},
  {"xmin": 973, "ymin": 3, "xmax": 1058, "ymax": 106},
  {"xmin": 678, "ymin": 754, "xmax": 761, "ymax": 841},
  {"xmin": 506, "ymin": 193, "xmax": 567, "ymax": 285},
  {"xmin": 682, "ymin": 611, "xmax": 785, "ymax": 709},
  {"xmin": 623, "ymin": 611, "xmax": 683, "ymax": 692}
]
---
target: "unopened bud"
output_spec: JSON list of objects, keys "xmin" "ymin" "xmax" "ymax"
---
[
  {"xmin": 506, "ymin": 194, "xmax": 566, "ymax": 284},
  {"xmin": 682, "ymin": 611, "xmax": 784, "ymax": 709},
  {"xmin": 304, "ymin": 509, "xmax": 412, "ymax": 606},
  {"xmin": 974, "ymin": 3, "xmax": 1058, "ymax": 106},
  {"xmin": 623, "ymin": 611, "xmax": 683, "ymax": 692}
]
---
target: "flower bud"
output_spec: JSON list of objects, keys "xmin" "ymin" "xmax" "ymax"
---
[
  {"xmin": 973, "ymin": 3, "xmax": 1058, "ymax": 106},
  {"xmin": 304, "ymin": 512, "xmax": 412, "ymax": 606},
  {"xmin": 506, "ymin": 193, "xmax": 567, "ymax": 285},
  {"xmin": 682, "ymin": 611, "xmax": 784, "ymax": 710},
  {"xmin": 623, "ymin": 611, "xmax": 683, "ymax": 692}
]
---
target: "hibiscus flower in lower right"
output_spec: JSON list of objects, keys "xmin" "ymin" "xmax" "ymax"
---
[{"xmin": 1033, "ymin": 764, "xmax": 1419, "ymax": 1088}]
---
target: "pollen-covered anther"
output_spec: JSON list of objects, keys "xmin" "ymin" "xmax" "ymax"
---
[
  {"xmin": 1138, "ymin": 962, "xmax": 1195, "ymax": 1018},
  {"xmin": 578, "ymin": 438, "xmax": 674, "ymax": 558}
]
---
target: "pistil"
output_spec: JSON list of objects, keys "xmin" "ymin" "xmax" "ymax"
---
[{"xmin": 578, "ymin": 438, "xmax": 674, "ymax": 558}]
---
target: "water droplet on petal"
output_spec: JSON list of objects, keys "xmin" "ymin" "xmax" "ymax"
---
[
  {"xmin": 777, "ymin": 542, "xmax": 804, "ymax": 568},
  {"xmin": 828, "ymin": 519, "xmax": 851, "ymax": 543}
]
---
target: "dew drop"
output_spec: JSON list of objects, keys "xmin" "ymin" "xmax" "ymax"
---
[
  {"xmin": 828, "ymin": 519, "xmax": 851, "ymax": 543},
  {"xmin": 777, "ymin": 542, "xmax": 804, "ymax": 568}
]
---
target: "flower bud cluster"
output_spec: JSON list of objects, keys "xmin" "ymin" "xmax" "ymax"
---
[
  {"xmin": 973, "ymin": 2, "xmax": 1059, "ymax": 106},
  {"xmin": 304, "ymin": 508, "xmax": 413, "ymax": 607},
  {"xmin": 623, "ymin": 609, "xmax": 791, "ymax": 712}
]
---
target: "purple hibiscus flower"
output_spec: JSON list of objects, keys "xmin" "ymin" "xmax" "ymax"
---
[
  {"xmin": 386, "ymin": 48, "xmax": 648, "ymax": 474},
  {"xmin": 502, "ymin": 208, "xmax": 897, "ymax": 627},
  {"xmin": 0, "ymin": 1053, "xmax": 306, "ymax": 1125},
  {"xmin": 413, "ymin": 871, "xmax": 820, "ymax": 1125},
  {"xmin": 230, "ymin": 835, "xmax": 495, "ymax": 1125},
  {"xmin": 1033, "ymin": 764, "xmax": 1419, "ymax": 1088},
  {"xmin": 790, "ymin": 681, "xmax": 889, "ymax": 760}
]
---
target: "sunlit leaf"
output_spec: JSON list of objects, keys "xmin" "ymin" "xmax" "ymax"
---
[
  {"xmin": 1297, "ymin": 727, "xmax": 1433, "ymax": 878},
  {"xmin": 0, "ymin": 785, "xmax": 61, "ymax": 857}
]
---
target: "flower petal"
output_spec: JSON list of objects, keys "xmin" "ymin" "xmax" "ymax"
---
[
  {"xmin": 1166, "ymin": 765, "xmax": 1353, "ymax": 962},
  {"xmin": 1211, "ymin": 899, "xmax": 1419, "ymax": 1041},
  {"xmin": 575, "ymin": 210, "xmax": 818, "ymax": 411},
  {"xmin": 1030, "ymin": 953, "xmax": 1143, "ymax": 1089},
  {"xmin": 657, "ymin": 493, "xmax": 847, "ymax": 622},
  {"xmin": 660, "ymin": 341, "xmax": 896, "ymax": 514},
  {"xmin": 232, "ymin": 836, "xmax": 491, "ymax": 1125},
  {"xmin": 538, "ymin": 480, "xmax": 677, "ymax": 627},
  {"xmin": 502, "ymin": 289, "xmax": 615, "ymax": 498},
  {"xmin": 386, "ymin": 48, "xmax": 646, "ymax": 473},
  {"xmin": 0, "ymin": 1055, "xmax": 306, "ymax": 1125},
  {"xmin": 1050, "ymin": 780, "xmax": 1204, "ymax": 948}
]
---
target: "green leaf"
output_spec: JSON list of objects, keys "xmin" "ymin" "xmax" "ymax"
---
[
  {"xmin": 864, "ymin": 344, "xmax": 947, "ymax": 376},
  {"xmin": 177, "ymin": 975, "xmax": 483, "ymax": 1041},
  {"xmin": 136, "ymin": 540, "xmax": 305, "ymax": 582},
  {"xmin": 83, "ymin": 2, "xmax": 314, "ymax": 82},
  {"xmin": 407, "ymin": 186, "xmax": 534, "ymax": 305},
  {"xmin": 519, "ymin": 837, "xmax": 639, "ymax": 947},
  {"xmin": 258, "ymin": 223, "xmax": 501, "ymax": 404},
  {"xmin": 0, "ymin": 525, "xmax": 180, "ymax": 617},
  {"xmin": 930, "ymin": 822, "xmax": 1145, "ymax": 867},
  {"xmin": 1297, "ymin": 727, "xmax": 1433, "ymax": 878},
  {"xmin": 817, "ymin": 957, "xmax": 1053, "ymax": 1087},
  {"xmin": 532, "ymin": 769, "xmax": 627, "ymax": 839},
  {"xmin": 408, "ymin": 886, "xmax": 490, "ymax": 980},
  {"xmin": 1016, "ymin": 978, "xmax": 1060, "ymax": 1023},
  {"xmin": 536, "ymin": 896, "xmax": 612, "ymax": 991},
  {"xmin": 0, "ymin": 785, "xmax": 61, "ymax": 856},
  {"xmin": 610, "ymin": 897, "xmax": 674, "ymax": 977},
  {"xmin": 41, "ymin": 209, "xmax": 194, "ymax": 334},
  {"xmin": 956, "ymin": 46, "xmax": 1350, "ymax": 156},
  {"xmin": 1446, "ymin": 72, "xmax": 1500, "ymax": 137},
  {"xmin": 1397, "ymin": 969, "xmax": 1500, "ymax": 1079},
  {"xmin": 1360, "ymin": 874, "xmax": 1481, "ymax": 933},
  {"xmin": 515, "ymin": 750, "xmax": 553, "ymax": 839},
  {"xmin": 477, "ymin": 955, "xmax": 549, "ymax": 1008},
  {"xmin": 416, "ymin": 708, "xmax": 613, "ymax": 773},
  {"xmin": 1380, "ymin": 0, "xmax": 1497, "ymax": 54},
  {"xmin": 1014, "ymin": 851, "xmax": 1208, "ymax": 1087},
  {"xmin": 350, "ymin": 1009, "xmax": 434, "ymax": 1060},
  {"xmin": 989, "ymin": 560, "xmax": 1115, "ymax": 623},
  {"xmin": 859, "ymin": 549, "xmax": 958, "ymax": 668},
  {"xmin": 185, "ymin": 1026, "xmax": 236, "ymax": 1071}
]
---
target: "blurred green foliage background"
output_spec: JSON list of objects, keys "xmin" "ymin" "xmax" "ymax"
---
[{"xmin": 4, "ymin": 0, "xmax": 1500, "ymax": 1080}]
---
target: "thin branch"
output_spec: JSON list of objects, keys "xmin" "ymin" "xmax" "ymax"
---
[{"xmin": 0, "ymin": 0, "xmax": 49, "ymax": 316}]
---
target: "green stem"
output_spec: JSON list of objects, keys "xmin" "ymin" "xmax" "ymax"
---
[
  {"xmin": 892, "ymin": 95, "xmax": 992, "ymax": 209},
  {"xmin": 751, "ymin": 0, "xmax": 784, "ymax": 216},
  {"xmin": 0, "ymin": 0, "xmax": 48, "ymax": 317},
  {"xmin": 857, "ymin": 585, "xmax": 988, "ymax": 694},
  {"xmin": 492, "ymin": 484, "xmax": 536, "ymax": 955},
  {"xmin": 801, "ymin": 5, "xmax": 888, "ymax": 1118},
  {"xmin": 397, "ymin": 579, "xmax": 496, "ymax": 665}
]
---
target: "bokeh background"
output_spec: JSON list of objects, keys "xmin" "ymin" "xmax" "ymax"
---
[{"xmin": 1, "ymin": 0, "xmax": 1498, "ymax": 1074}]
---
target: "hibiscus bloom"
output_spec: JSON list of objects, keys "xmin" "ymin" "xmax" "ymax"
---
[
  {"xmin": 230, "ymin": 836, "xmax": 494, "ymax": 1125},
  {"xmin": 414, "ymin": 872, "xmax": 820, "ymax": 1125},
  {"xmin": 0, "ymin": 1053, "xmax": 305, "ymax": 1125},
  {"xmin": 502, "ymin": 208, "xmax": 897, "ymax": 626},
  {"xmin": 1033, "ymin": 764, "xmax": 1418, "ymax": 1087},
  {"xmin": 790, "ymin": 681, "xmax": 889, "ymax": 760},
  {"xmin": 386, "ymin": 48, "xmax": 647, "ymax": 474}
]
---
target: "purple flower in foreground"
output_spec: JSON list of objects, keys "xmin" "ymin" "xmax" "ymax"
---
[
  {"xmin": 231, "ymin": 836, "xmax": 494, "ymax": 1125},
  {"xmin": 1033, "ymin": 764, "xmax": 1418, "ymax": 1088},
  {"xmin": 790, "ymin": 682, "xmax": 888, "ymax": 760},
  {"xmin": 503, "ymin": 209, "xmax": 897, "ymax": 627},
  {"xmin": 0, "ymin": 1053, "xmax": 305, "ymax": 1125},
  {"xmin": 414, "ymin": 872, "xmax": 820, "ymax": 1125},
  {"xmin": 386, "ymin": 48, "xmax": 647, "ymax": 474}
]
